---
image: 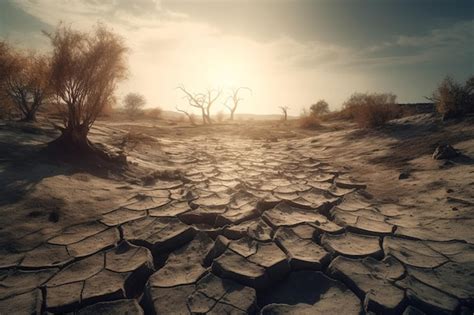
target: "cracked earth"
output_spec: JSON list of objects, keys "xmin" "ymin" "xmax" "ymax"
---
[{"xmin": 1, "ymin": 119, "xmax": 474, "ymax": 315}]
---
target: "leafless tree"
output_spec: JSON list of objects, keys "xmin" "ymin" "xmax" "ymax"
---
[
  {"xmin": 0, "ymin": 42, "xmax": 51, "ymax": 122},
  {"xmin": 177, "ymin": 85, "xmax": 222, "ymax": 124},
  {"xmin": 45, "ymin": 24, "xmax": 128, "ymax": 157},
  {"xmin": 124, "ymin": 93, "xmax": 145, "ymax": 119},
  {"xmin": 223, "ymin": 87, "xmax": 252, "ymax": 120},
  {"xmin": 280, "ymin": 106, "xmax": 289, "ymax": 121},
  {"xmin": 175, "ymin": 105, "xmax": 196, "ymax": 125}
]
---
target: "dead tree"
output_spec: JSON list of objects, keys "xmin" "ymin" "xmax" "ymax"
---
[
  {"xmin": 175, "ymin": 105, "xmax": 196, "ymax": 125},
  {"xmin": 1, "ymin": 44, "xmax": 51, "ymax": 122},
  {"xmin": 177, "ymin": 86, "xmax": 207, "ymax": 124},
  {"xmin": 46, "ymin": 24, "xmax": 127, "ymax": 158},
  {"xmin": 177, "ymin": 86, "xmax": 222, "ymax": 124},
  {"xmin": 223, "ymin": 87, "xmax": 251, "ymax": 120},
  {"xmin": 203, "ymin": 88, "xmax": 222, "ymax": 124},
  {"xmin": 280, "ymin": 106, "xmax": 289, "ymax": 121}
]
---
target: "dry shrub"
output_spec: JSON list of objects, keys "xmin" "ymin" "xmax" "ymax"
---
[
  {"xmin": 299, "ymin": 110, "xmax": 321, "ymax": 129},
  {"xmin": 429, "ymin": 75, "xmax": 473, "ymax": 119},
  {"xmin": 343, "ymin": 92, "xmax": 400, "ymax": 128},
  {"xmin": 0, "ymin": 97, "xmax": 17, "ymax": 119}
]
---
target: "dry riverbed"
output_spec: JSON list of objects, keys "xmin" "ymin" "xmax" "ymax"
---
[{"xmin": 0, "ymin": 114, "xmax": 473, "ymax": 314}]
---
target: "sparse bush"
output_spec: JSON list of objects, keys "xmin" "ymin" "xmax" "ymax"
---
[
  {"xmin": 343, "ymin": 92, "xmax": 400, "ymax": 128},
  {"xmin": 0, "ymin": 41, "xmax": 52, "ymax": 122},
  {"xmin": 429, "ymin": 75, "xmax": 474, "ymax": 119},
  {"xmin": 310, "ymin": 100, "xmax": 330, "ymax": 116},
  {"xmin": 124, "ymin": 93, "xmax": 145, "ymax": 119}
]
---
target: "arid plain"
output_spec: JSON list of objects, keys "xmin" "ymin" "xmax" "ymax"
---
[{"xmin": 1, "ymin": 113, "xmax": 473, "ymax": 314}]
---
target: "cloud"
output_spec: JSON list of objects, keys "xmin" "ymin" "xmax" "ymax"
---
[
  {"xmin": 12, "ymin": 0, "xmax": 186, "ymax": 29},
  {"xmin": 6, "ymin": 1, "xmax": 473, "ymax": 112},
  {"xmin": 360, "ymin": 20, "xmax": 474, "ymax": 67}
]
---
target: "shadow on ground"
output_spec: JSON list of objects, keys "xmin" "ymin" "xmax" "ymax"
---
[{"xmin": 343, "ymin": 115, "xmax": 474, "ymax": 168}]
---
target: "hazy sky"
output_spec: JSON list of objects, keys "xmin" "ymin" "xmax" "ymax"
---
[{"xmin": 1, "ymin": 0, "xmax": 473, "ymax": 115}]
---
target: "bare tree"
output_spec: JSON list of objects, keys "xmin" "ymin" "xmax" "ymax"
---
[
  {"xmin": 223, "ymin": 87, "xmax": 252, "ymax": 120},
  {"xmin": 280, "ymin": 106, "xmax": 289, "ymax": 121},
  {"xmin": 124, "ymin": 93, "xmax": 145, "ymax": 119},
  {"xmin": 177, "ymin": 85, "xmax": 222, "ymax": 124},
  {"xmin": 45, "ymin": 24, "xmax": 127, "ymax": 157},
  {"xmin": 310, "ymin": 100, "xmax": 330, "ymax": 116},
  {"xmin": 203, "ymin": 88, "xmax": 222, "ymax": 124},
  {"xmin": 175, "ymin": 105, "xmax": 196, "ymax": 125},
  {"xmin": 0, "ymin": 42, "xmax": 51, "ymax": 122}
]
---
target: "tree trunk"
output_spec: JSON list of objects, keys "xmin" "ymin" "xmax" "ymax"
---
[
  {"xmin": 201, "ymin": 108, "xmax": 207, "ymax": 124},
  {"xmin": 49, "ymin": 125, "xmax": 92, "ymax": 153},
  {"xmin": 205, "ymin": 113, "xmax": 212, "ymax": 125},
  {"xmin": 230, "ymin": 111, "xmax": 235, "ymax": 120},
  {"xmin": 48, "ymin": 124, "xmax": 126, "ymax": 165},
  {"xmin": 20, "ymin": 110, "xmax": 37, "ymax": 122}
]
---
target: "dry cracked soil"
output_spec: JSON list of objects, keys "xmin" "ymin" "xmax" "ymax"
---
[{"xmin": 0, "ymin": 115, "xmax": 473, "ymax": 315}]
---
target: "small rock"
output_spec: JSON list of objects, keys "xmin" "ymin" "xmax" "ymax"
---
[
  {"xmin": 399, "ymin": 171, "xmax": 410, "ymax": 180},
  {"xmin": 49, "ymin": 211, "xmax": 59, "ymax": 223},
  {"xmin": 432, "ymin": 144, "xmax": 458, "ymax": 160}
]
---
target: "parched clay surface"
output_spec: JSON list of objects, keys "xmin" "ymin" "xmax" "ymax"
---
[{"xmin": 1, "ymin": 134, "xmax": 473, "ymax": 315}]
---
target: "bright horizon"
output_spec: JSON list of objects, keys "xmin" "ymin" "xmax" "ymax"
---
[{"xmin": 1, "ymin": 0, "xmax": 473, "ymax": 115}]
